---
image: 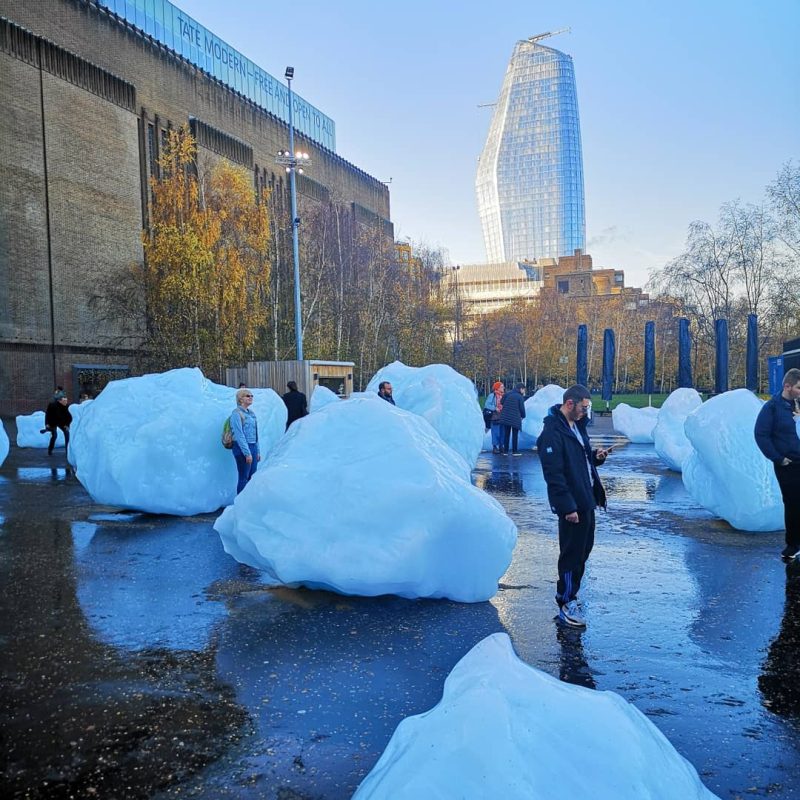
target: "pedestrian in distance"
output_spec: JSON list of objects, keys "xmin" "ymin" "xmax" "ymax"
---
[
  {"xmin": 537, "ymin": 384, "xmax": 611, "ymax": 628},
  {"xmin": 44, "ymin": 390, "xmax": 72, "ymax": 456},
  {"xmin": 282, "ymin": 381, "xmax": 308, "ymax": 429},
  {"xmin": 377, "ymin": 381, "xmax": 395, "ymax": 405},
  {"xmin": 754, "ymin": 368, "xmax": 800, "ymax": 561},
  {"xmin": 484, "ymin": 381, "xmax": 505, "ymax": 453},
  {"xmin": 230, "ymin": 387, "xmax": 260, "ymax": 494},
  {"xmin": 497, "ymin": 383, "xmax": 526, "ymax": 455}
]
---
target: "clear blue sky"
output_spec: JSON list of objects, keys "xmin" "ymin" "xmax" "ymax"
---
[{"xmin": 178, "ymin": 0, "xmax": 799, "ymax": 288}]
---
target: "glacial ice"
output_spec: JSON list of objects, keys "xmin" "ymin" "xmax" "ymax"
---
[
  {"xmin": 214, "ymin": 396, "xmax": 517, "ymax": 602},
  {"xmin": 521, "ymin": 384, "xmax": 565, "ymax": 445},
  {"xmin": 15, "ymin": 411, "xmax": 65, "ymax": 448},
  {"xmin": 366, "ymin": 361, "xmax": 484, "ymax": 467},
  {"xmin": 0, "ymin": 419, "xmax": 8, "ymax": 466},
  {"xmin": 71, "ymin": 368, "xmax": 287, "ymax": 515},
  {"xmin": 309, "ymin": 384, "xmax": 341, "ymax": 412},
  {"xmin": 682, "ymin": 389, "xmax": 783, "ymax": 531},
  {"xmin": 612, "ymin": 403, "xmax": 660, "ymax": 443},
  {"xmin": 653, "ymin": 389, "xmax": 703, "ymax": 471},
  {"xmin": 67, "ymin": 400, "xmax": 93, "ymax": 468},
  {"xmin": 353, "ymin": 633, "xmax": 718, "ymax": 800}
]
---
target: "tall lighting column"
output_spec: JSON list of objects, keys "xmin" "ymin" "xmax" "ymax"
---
[{"xmin": 275, "ymin": 66, "xmax": 310, "ymax": 361}]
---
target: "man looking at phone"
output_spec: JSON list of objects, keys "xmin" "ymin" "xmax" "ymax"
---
[{"xmin": 537, "ymin": 384, "xmax": 611, "ymax": 628}]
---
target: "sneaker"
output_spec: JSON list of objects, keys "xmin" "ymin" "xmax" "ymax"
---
[
  {"xmin": 512, "ymin": 451, "xmax": 522, "ymax": 456},
  {"xmin": 559, "ymin": 599, "xmax": 586, "ymax": 628},
  {"xmin": 492, "ymin": 446, "xmax": 500, "ymax": 454},
  {"xmin": 781, "ymin": 544, "xmax": 800, "ymax": 561}
]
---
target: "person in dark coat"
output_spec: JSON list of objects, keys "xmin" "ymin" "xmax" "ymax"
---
[
  {"xmin": 45, "ymin": 391, "xmax": 72, "ymax": 456},
  {"xmin": 537, "ymin": 384, "xmax": 610, "ymax": 628},
  {"xmin": 377, "ymin": 381, "xmax": 396, "ymax": 405},
  {"xmin": 497, "ymin": 384, "xmax": 526, "ymax": 454},
  {"xmin": 754, "ymin": 367, "xmax": 800, "ymax": 560},
  {"xmin": 282, "ymin": 381, "xmax": 308, "ymax": 429}
]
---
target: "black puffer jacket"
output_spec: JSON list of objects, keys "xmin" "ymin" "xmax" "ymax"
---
[
  {"xmin": 754, "ymin": 395, "xmax": 800, "ymax": 464},
  {"xmin": 537, "ymin": 404, "xmax": 607, "ymax": 515},
  {"xmin": 497, "ymin": 388, "xmax": 526, "ymax": 429},
  {"xmin": 45, "ymin": 400, "xmax": 72, "ymax": 429}
]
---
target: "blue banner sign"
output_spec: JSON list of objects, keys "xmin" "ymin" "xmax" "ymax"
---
[{"xmin": 97, "ymin": 0, "xmax": 336, "ymax": 151}]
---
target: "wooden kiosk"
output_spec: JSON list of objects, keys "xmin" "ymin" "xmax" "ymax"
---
[{"xmin": 226, "ymin": 360, "xmax": 355, "ymax": 399}]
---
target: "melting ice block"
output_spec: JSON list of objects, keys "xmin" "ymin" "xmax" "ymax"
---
[
  {"xmin": 309, "ymin": 384, "xmax": 340, "ymax": 412},
  {"xmin": 15, "ymin": 411, "xmax": 65, "ymax": 448},
  {"xmin": 521, "ymin": 384, "xmax": 565, "ymax": 445},
  {"xmin": 653, "ymin": 389, "xmax": 703, "ymax": 472},
  {"xmin": 367, "ymin": 361, "xmax": 484, "ymax": 467},
  {"xmin": 612, "ymin": 403, "xmax": 659, "ymax": 443},
  {"xmin": 67, "ymin": 400, "xmax": 93, "ymax": 468},
  {"xmin": 354, "ymin": 633, "xmax": 719, "ymax": 800},
  {"xmin": 71, "ymin": 368, "xmax": 287, "ymax": 515},
  {"xmin": 682, "ymin": 389, "xmax": 783, "ymax": 531},
  {"xmin": 0, "ymin": 419, "xmax": 8, "ymax": 466},
  {"xmin": 214, "ymin": 396, "xmax": 517, "ymax": 602}
]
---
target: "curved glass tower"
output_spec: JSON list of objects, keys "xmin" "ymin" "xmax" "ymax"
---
[{"xmin": 476, "ymin": 38, "xmax": 585, "ymax": 263}]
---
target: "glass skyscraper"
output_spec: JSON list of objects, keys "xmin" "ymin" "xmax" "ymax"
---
[{"xmin": 476, "ymin": 37, "xmax": 585, "ymax": 263}]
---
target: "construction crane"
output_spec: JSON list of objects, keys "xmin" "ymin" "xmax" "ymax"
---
[{"xmin": 527, "ymin": 27, "xmax": 571, "ymax": 44}]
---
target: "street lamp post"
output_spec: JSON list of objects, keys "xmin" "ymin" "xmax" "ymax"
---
[
  {"xmin": 275, "ymin": 66, "xmax": 310, "ymax": 361},
  {"xmin": 452, "ymin": 265, "xmax": 461, "ymax": 368}
]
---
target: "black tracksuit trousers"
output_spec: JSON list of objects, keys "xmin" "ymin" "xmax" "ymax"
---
[
  {"xmin": 775, "ymin": 463, "xmax": 800, "ymax": 548},
  {"xmin": 556, "ymin": 508, "xmax": 595, "ymax": 605}
]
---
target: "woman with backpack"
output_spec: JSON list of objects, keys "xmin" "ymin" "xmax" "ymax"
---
[
  {"xmin": 484, "ymin": 381, "xmax": 505, "ymax": 454},
  {"xmin": 229, "ymin": 387, "xmax": 259, "ymax": 494}
]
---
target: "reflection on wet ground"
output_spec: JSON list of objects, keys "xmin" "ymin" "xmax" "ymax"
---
[{"xmin": 1, "ymin": 441, "xmax": 799, "ymax": 798}]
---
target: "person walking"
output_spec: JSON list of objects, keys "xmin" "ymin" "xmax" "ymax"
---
[
  {"xmin": 754, "ymin": 368, "xmax": 800, "ymax": 561},
  {"xmin": 484, "ymin": 381, "xmax": 505, "ymax": 453},
  {"xmin": 537, "ymin": 384, "xmax": 611, "ymax": 628},
  {"xmin": 497, "ymin": 383, "xmax": 526, "ymax": 454},
  {"xmin": 230, "ymin": 387, "xmax": 259, "ymax": 494},
  {"xmin": 282, "ymin": 381, "xmax": 308, "ymax": 429},
  {"xmin": 44, "ymin": 390, "xmax": 72, "ymax": 456}
]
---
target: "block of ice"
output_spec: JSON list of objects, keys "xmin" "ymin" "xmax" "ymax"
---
[
  {"xmin": 354, "ymin": 633, "xmax": 718, "ymax": 800},
  {"xmin": 15, "ymin": 411, "xmax": 65, "ymax": 448},
  {"xmin": 653, "ymin": 389, "xmax": 703, "ymax": 471},
  {"xmin": 71, "ymin": 368, "xmax": 287, "ymax": 515},
  {"xmin": 214, "ymin": 396, "xmax": 517, "ymax": 602},
  {"xmin": 309, "ymin": 384, "xmax": 340, "ymax": 412},
  {"xmin": 366, "ymin": 361, "xmax": 484, "ymax": 467},
  {"xmin": 0, "ymin": 419, "xmax": 8, "ymax": 466},
  {"xmin": 612, "ymin": 403, "xmax": 660, "ymax": 443},
  {"xmin": 66, "ymin": 400, "xmax": 93, "ymax": 468},
  {"xmin": 521, "ymin": 384, "xmax": 565, "ymax": 445},
  {"xmin": 682, "ymin": 389, "xmax": 783, "ymax": 531}
]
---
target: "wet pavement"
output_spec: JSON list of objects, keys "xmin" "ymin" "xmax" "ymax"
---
[{"xmin": 1, "ymin": 426, "xmax": 799, "ymax": 799}]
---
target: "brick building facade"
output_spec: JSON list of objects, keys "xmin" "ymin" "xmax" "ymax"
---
[{"xmin": 0, "ymin": 0, "xmax": 392, "ymax": 414}]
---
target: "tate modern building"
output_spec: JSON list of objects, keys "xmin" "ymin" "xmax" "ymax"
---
[{"xmin": 476, "ymin": 35, "xmax": 585, "ymax": 263}]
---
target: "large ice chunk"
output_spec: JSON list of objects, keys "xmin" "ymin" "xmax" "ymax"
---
[
  {"xmin": 354, "ymin": 633, "xmax": 718, "ymax": 800},
  {"xmin": 71, "ymin": 368, "xmax": 287, "ymax": 515},
  {"xmin": 15, "ymin": 411, "xmax": 65, "ymax": 448},
  {"xmin": 653, "ymin": 389, "xmax": 703, "ymax": 471},
  {"xmin": 521, "ymin": 384, "xmax": 565, "ymax": 444},
  {"xmin": 366, "ymin": 361, "xmax": 484, "ymax": 467},
  {"xmin": 214, "ymin": 396, "xmax": 517, "ymax": 602},
  {"xmin": 612, "ymin": 403, "xmax": 660, "ymax": 443},
  {"xmin": 309, "ymin": 384, "xmax": 340, "ymax": 412},
  {"xmin": 682, "ymin": 389, "xmax": 783, "ymax": 531},
  {"xmin": 0, "ymin": 419, "xmax": 8, "ymax": 466},
  {"xmin": 66, "ymin": 400, "xmax": 93, "ymax": 469}
]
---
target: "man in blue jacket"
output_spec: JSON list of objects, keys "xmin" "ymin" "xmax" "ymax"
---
[
  {"xmin": 754, "ymin": 368, "xmax": 800, "ymax": 560},
  {"xmin": 537, "ymin": 384, "xmax": 611, "ymax": 628}
]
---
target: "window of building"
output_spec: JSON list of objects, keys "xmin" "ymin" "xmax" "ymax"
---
[{"xmin": 558, "ymin": 280, "xmax": 569, "ymax": 294}]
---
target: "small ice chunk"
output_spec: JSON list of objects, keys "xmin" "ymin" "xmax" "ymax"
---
[
  {"xmin": 214, "ymin": 396, "xmax": 517, "ymax": 602},
  {"xmin": 71, "ymin": 368, "xmax": 286, "ymax": 515},
  {"xmin": 15, "ymin": 411, "xmax": 65, "ymax": 448},
  {"xmin": 682, "ymin": 389, "xmax": 783, "ymax": 531},
  {"xmin": 653, "ymin": 389, "xmax": 703, "ymax": 471},
  {"xmin": 521, "ymin": 384, "xmax": 565, "ymax": 444},
  {"xmin": 612, "ymin": 403, "xmax": 659, "ymax": 443},
  {"xmin": 309, "ymin": 384, "xmax": 340, "ymax": 412},
  {"xmin": 367, "ymin": 361, "xmax": 484, "ymax": 467},
  {"xmin": 354, "ymin": 633, "xmax": 719, "ymax": 800}
]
